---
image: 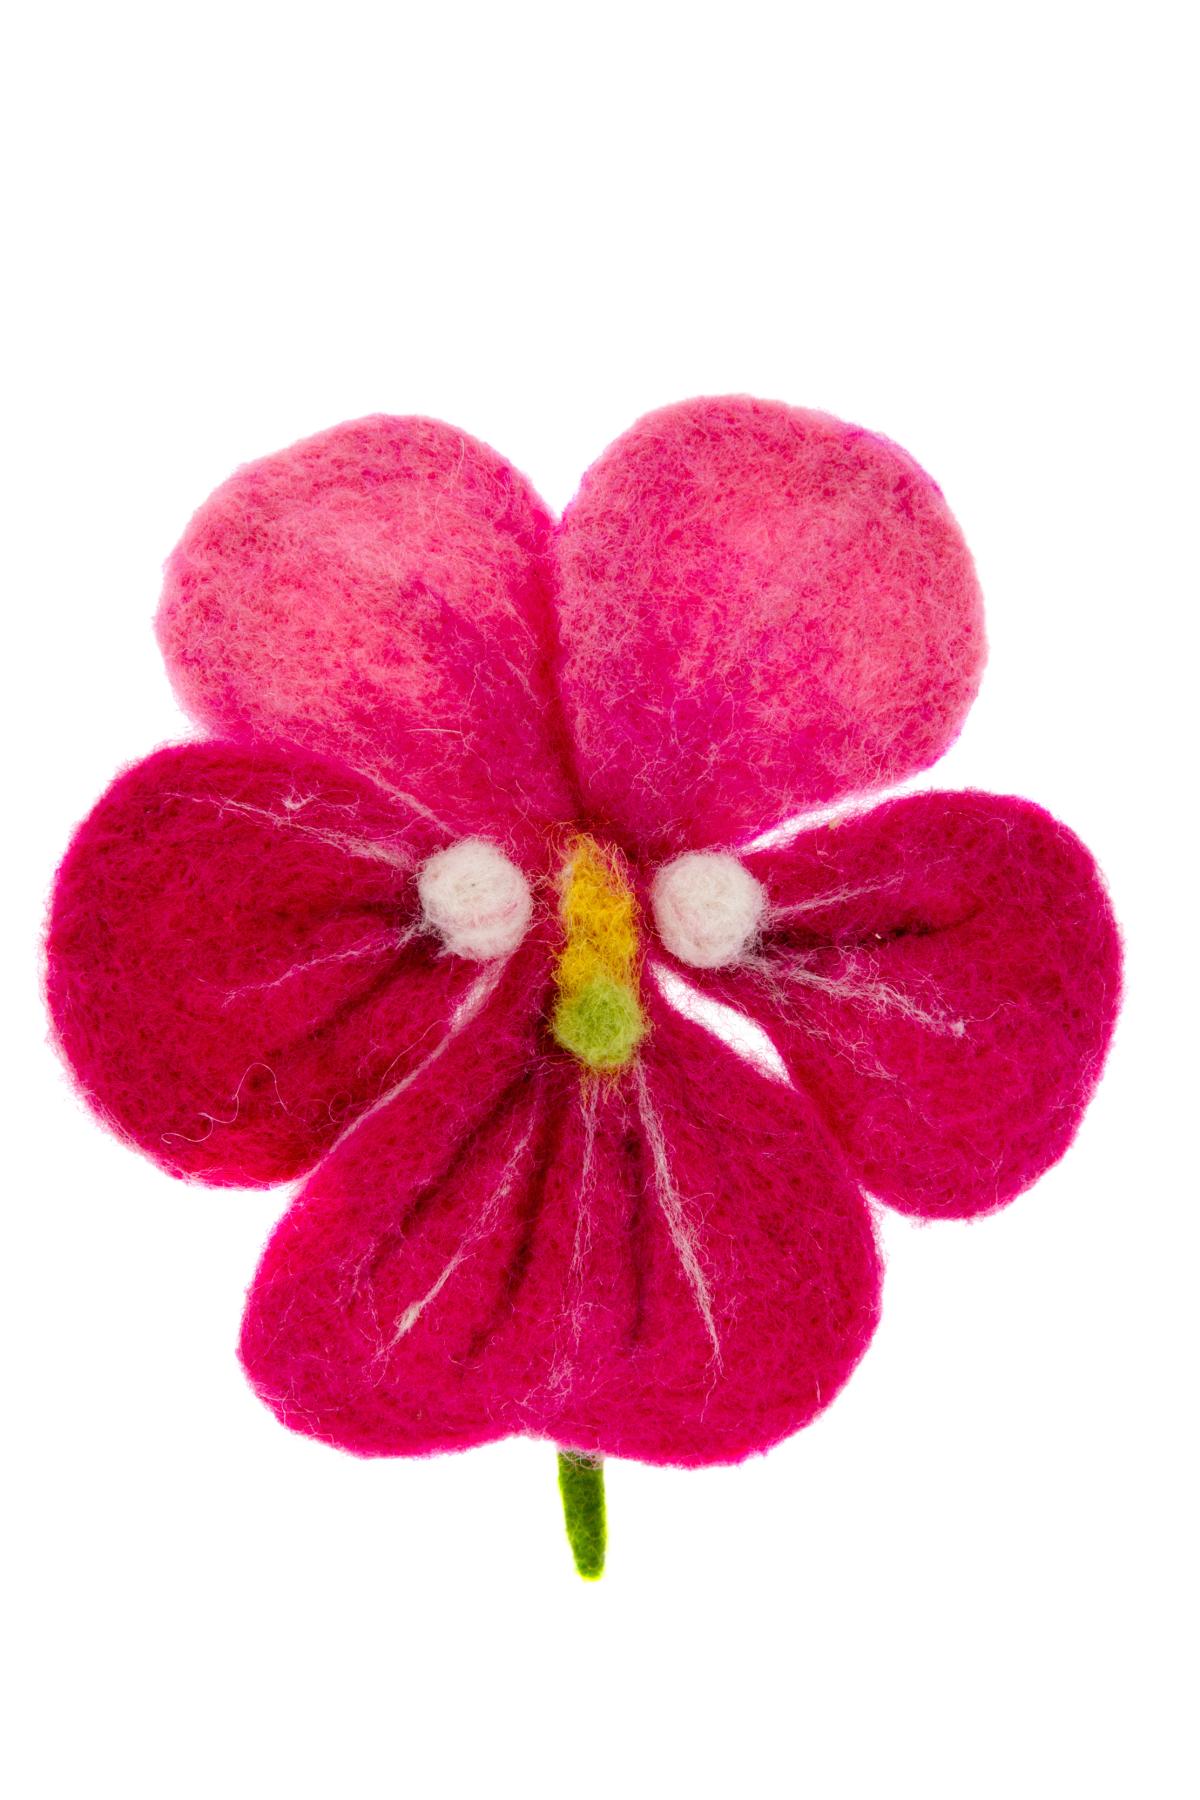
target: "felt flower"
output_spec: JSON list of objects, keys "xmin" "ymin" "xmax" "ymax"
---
[{"xmin": 46, "ymin": 399, "xmax": 1120, "ymax": 1577}]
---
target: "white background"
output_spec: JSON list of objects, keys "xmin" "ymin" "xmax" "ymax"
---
[{"xmin": 4, "ymin": 4, "xmax": 1196, "ymax": 1796}]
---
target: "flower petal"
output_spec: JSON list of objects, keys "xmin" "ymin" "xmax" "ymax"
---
[
  {"xmin": 553, "ymin": 396, "xmax": 985, "ymax": 855},
  {"xmin": 542, "ymin": 996, "xmax": 882, "ymax": 1464},
  {"xmin": 157, "ymin": 416, "xmax": 576, "ymax": 856},
  {"xmin": 239, "ymin": 988, "xmax": 880, "ymax": 1466},
  {"xmin": 706, "ymin": 791, "xmax": 1122, "ymax": 1218},
  {"xmin": 46, "ymin": 742, "xmax": 510, "ymax": 1185},
  {"xmin": 239, "ymin": 961, "xmax": 563, "ymax": 1457}
]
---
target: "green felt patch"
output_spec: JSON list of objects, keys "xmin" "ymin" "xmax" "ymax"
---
[
  {"xmin": 557, "ymin": 1450, "xmax": 606, "ymax": 1579},
  {"xmin": 551, "ymin": 975, "xmax": 644, "ymax": 1072}
]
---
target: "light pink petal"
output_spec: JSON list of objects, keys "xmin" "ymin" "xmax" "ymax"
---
[
  {"xmin": 704, "ymin": 791, "xmax": 1122, "ymax": 1218},
  {"xmin": 553, "ymin": 396, "xmax": 985, "ymax": 854},
  {"xmin": 158, "ymin": 416, "xmax": 576, "ymax": 858}
]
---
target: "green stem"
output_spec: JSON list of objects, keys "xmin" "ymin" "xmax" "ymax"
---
[{"xmin": 557, "ymin": 1450, "xmax": 606, "ymax": 1579}]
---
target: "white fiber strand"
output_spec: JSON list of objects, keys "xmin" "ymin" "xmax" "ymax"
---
[
  {"xmin": 633, "ymin": 1059, "xmax": 722, "ymax": 1365},
  {"xmin": 775, "ymin": 961, "xmax": 967, "ymax": 1036},
  {"xmin": 767, "ymin": 875, "xmax": 902, "ymax": 921},
  {"xmin": 166, "ymin": 789, "xmax": 418, "ymax": 872},
  {"xmin": 160, "ymin": 1062, "xmax": 287, "ymax": 1147},
  {"xmin": 331, "ymin": 960, "xmax": 506, "ymax": 1151},
  {"xmin": 216, "ymin": 928, "xmax": 420, "ymax": 1002},
  {"xmin": 385, "ymin": 1113, "xmax": 536, "ymax": 1349}
]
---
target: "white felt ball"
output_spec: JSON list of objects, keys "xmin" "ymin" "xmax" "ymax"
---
[
  {"xmin": 651, "ymin": 851, "xmax": 765, "ymax": 968},
  {"xmin": 418, "ymin": 839, "xmax": 533, "ymax": 960}
]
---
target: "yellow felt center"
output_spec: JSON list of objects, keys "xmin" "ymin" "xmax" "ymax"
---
[{"xmin": 550, "ymin": 837, "xmax": 646, "ymax": 1071}]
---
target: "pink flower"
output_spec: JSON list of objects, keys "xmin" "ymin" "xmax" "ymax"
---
[{"xmin": 46, "ymin": 399, "xmax": 1120, "ymax": 1573}]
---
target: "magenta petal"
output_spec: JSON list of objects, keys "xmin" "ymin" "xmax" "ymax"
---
[
  {"xmin": 239, "ymin": 959, "xmax": 560, "ymax": 1456},
  {"xmin": 710, "ymin": 790, "xmax": 1122, "ymax": 1218},
  {"xmin": 546, "ymin": 996, "xmax": 882, "ymax": 1465},
  {"xmin": 46, "ymin": 742, "xmax": 496, "ymax": 1186},
  {"xmin": 240, "ymin": 992, "xmax": 880, "ymax": 1466},
  {"xmin": 553, "ymin": 397, "xmax": 984, "ymax": 855},
  {"xmin": 157, "ymin": 416, "xmax": 576, "ymax": 857}
]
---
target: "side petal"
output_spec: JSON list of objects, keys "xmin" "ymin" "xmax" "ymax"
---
[
  {"xmin": 542, "ymin": 998, "xmax": 882, "ymax": 1465},
  {"xmin": 46, "ymin": 742, "xmax": 520, "ymax": 1185},
  {"xmin": 707, "ymin": 791, "xmax": 1122, "ymax": 1218},
  {"xmin": 157, "ymin": 416, "xmax": 576, "ymax": 855},
  {"xmin": 239, "ymin": 974, "xmax": 562, "ymax": 1456},
  {"xmin": 553, "ymin": 396, "xmax": 985, "ymax": 855}
]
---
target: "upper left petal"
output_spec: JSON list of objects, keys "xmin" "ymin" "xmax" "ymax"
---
[
  {"xmin": 157, "ymin": 416, "xmax": 576, "ymax": 855},
  {"xmin": 46, "ymin": 741, "xmax": 512, "ymax": 1185}
]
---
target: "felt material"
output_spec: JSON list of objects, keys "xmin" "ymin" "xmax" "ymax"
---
[
  {"xmin": 553, "ymin": 979, "xmax": 644, "ymax": 1074},
  {"xmin": 651, "ymin": 850, "xmax": 765, "ymax": 969},
  {"xmin": 701, "ymin": 791, "xmax": 1122, "ymax": 1218},
  {"xmin": 546, "ymin": 991, "xmax": 882, "ymax": 1463},
  {"xmin": 156, "ymin": 416, "xmax": 577, "ymax": 860},
  {"xmin": 46, "ymin": 397, "xmax": 1122, "ymax": 1494},
  {"xmin": 239, "ymin": 990, "xmax": 881, "ymax": 1465},
  {"xmin": 239, "ymin": 971, "xmax": 560, "ymax": 1456},
  {"xmin": 551, "ymin": 838, "xmax": 646, "ymax": 1070},
  {"xmin": 46, "ymin": 742, "xmax": 487, "ymax": 1184},
  {"xmin": 557, "ymin": 1452, "xmax": 606, "ymax": 1580},
  {"xmin": 418, "ymin": 838, "xmax": 533, "ymax": 960},
  {"xmin": 553, "ymin": 396, "xmax": 986, "ymax": 855}
]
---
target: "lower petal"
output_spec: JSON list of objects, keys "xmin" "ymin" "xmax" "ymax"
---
[
  {"xmin": 240, "ymin": 992, "xmax": 881, "ymax": 1467},
  {"xmin": 543, "ymin": 997, "xmax": 882, "ymax": 1465}
]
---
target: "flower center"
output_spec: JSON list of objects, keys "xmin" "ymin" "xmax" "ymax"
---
[{"xmin": 550, "ymin": 837, "xmax": 646, "ymax": 1072}]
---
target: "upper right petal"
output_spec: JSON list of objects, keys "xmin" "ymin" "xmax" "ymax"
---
[
  {"xmin": 45, "ymin": 741, "xmax": 535, "ymax": 1186},
  {"xmin": 552, "ymin": 397, "xmax": 985, "ymax": 855}
]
